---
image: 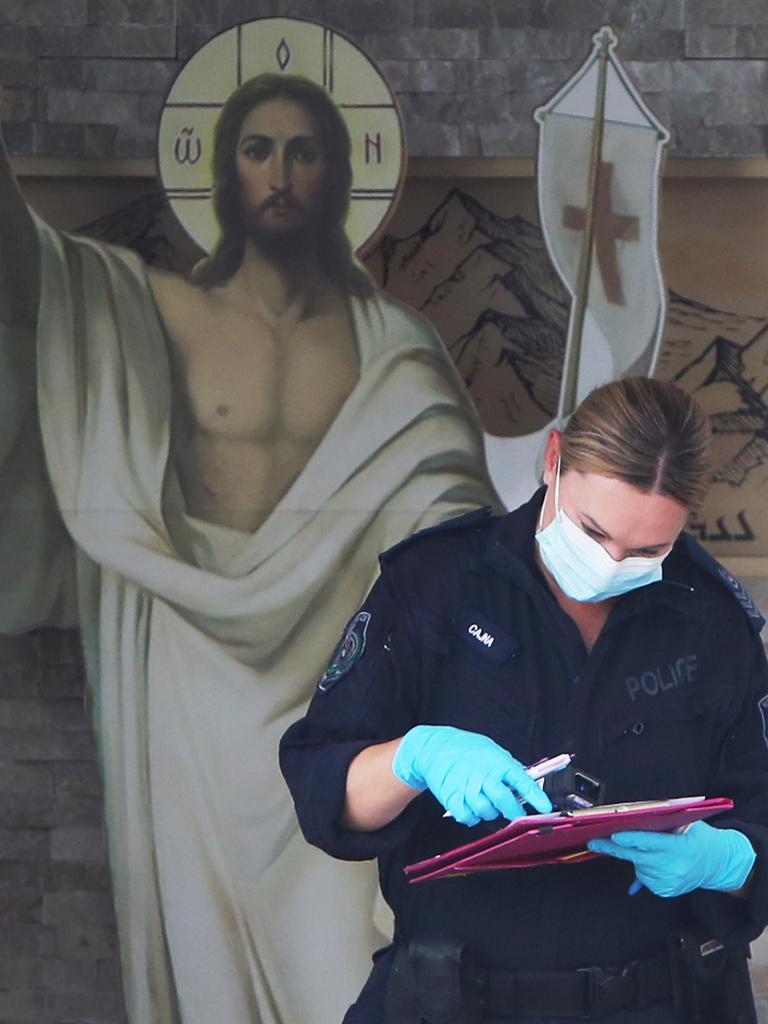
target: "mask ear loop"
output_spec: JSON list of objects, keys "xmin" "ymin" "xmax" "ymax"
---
[{"xmin": 537, "ymin": 454, "xmax": 562, "ymax": 532}]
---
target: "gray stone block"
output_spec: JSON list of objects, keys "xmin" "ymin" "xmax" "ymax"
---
[
  {"xmin": 178, "ymin": 0, "xmax": 219, "ymax": 22},
  {"xmin": 423, "ymin": 0, "xmax": 497, "ymax": 28},
  {"xmin": 139, "ymin": 89, "xmax": 164, "ymax": 126},
  {"xmin": 0, "ymin": 55, "xmax": 36, "ymax": 87},
  {"xmin": 0, "ymin": 793, "xmax": 55, "ymax": 829},
  {"xmin": 405, "ymin": 120, "xmax": 462, "ymax": 155},
  {"xmin": 42, "ymin": 956, "xmax": 99, "ymax": 991},
  {"xmin": 324, "ymin": 0, "xmax": 416, "ymax": 33},
  {"xmin": 44, "ymin": 861, "xmax": 112, "ymax": 892},
  {"xmin": 0, "ymin": 885, "xmax": 43, "ymax": 922},
  {"xmin": 687, "ymin": 0, "xmax": 768, "ymax": 28},
  {"xmin": 358, "ymin": 29, "xmax": 481, "ymax": 60},
  {"xmin": 0, "ymin": 921, "xmax": 57, "ymax": 955},
  {"xmin": 0, "ymin": 664, "xmax": 36, "ymax": 698},
  {"xmin": 218, "ymin": 0, "xmax": 325, "ymax": 26},
  {"xmin": 113, "ymin": 121, "xmax": 155, "ymax": 155},
  {"xmin": 54, "ymin": 762, "xmax": 103, "ymax": 798},
  {"xmin": 0, "ymin": 700, "xmax": 45, "ymax": 730},
  {"xmin": 84, "ymin": 121, "xmax": 119, "ymax": 156},
  {"xmin": 479, "ymin": 119, "xmax": 537, "ymax": 155},
  {"xmin": 28, "ymin": 24, "xmax": 175, "ymax": 58},
  {"xmin": 455, "ymin": 58, "xmax": 527, "ymax": 92},
  {"xmin": 0, "ymin": 727, "xmax": 97, "ymax": 761},
  {"xmin": 45, "ymin": 87, "xmax": 141, "ymax": 125},
  {"xmin": 0, "ymin": 0, "xmax": 87, "ymax": 26},
  {"xmin": 52, "ymin": 792, "xmax": 105, "ymax": 827},
  {"xmin": 398, "ymin": 90, "xmax": 461, "ymax": 124},
  {"xmin": 734, "ymin": 27, "xmax": 768, "ymax": 58},
  {"xmin": 673, "ymin": 122, "xmax": 768, "ymax": 158},
  {"xmin": 625, "ymin": 59, "xmax": 671, "ymax": 91},
  {"xmin": 0, "ymin": 988, "xmax": 46, "ymax": 1020},
  {"xmin": 50, "ymin": 826, "xmax": 107, "ymax": 863},
  {"xmin": 83, "ymin": 57, "xmax": 178, "ymax": 92},
  {"xmin": 493, "ymin": 0, "xmax": 537, "ymax": 28},
  {"xmin": 685, "ymin": 27, "xmax": 737, "ymax": 58},
  {"xmin": 0, "ymin": 761, "xmax": 53, "ymax": 796},
  {"xmin": 482, "ymin": 28, "xmax": 593, "ymax": 61},
  {"xmin": 0, "ymin": 862, "xmax": 41, "ymax": 890},
  {"xmin": 35, "ymin": 119, "xmax": 85, "ymax": 155},
  {"xmin": 87, "ymin": 0, "xmax": 176, "ymax": 24},
  {"xmin": 0, "ymin": 955, "xmax": 43, "ymax": 989},
  {"xmin": 43, "ymin": 890, "xmax": 115, "ymax": 928},
  {"xmin": 55, "ymin": 922, "xmax": 120, "ymax": 960},
  {"xmin": 38, "ymin": 57, "xmax": 86, "ymax": 88},
  {"xmin": 38, "ymin": 629, "xmax": 82, "ymax": 670},
  {"xmin": 458, "ymin": 89, "xmax": 520, "ymax": 124},
  {"xmin": 0, "ymin": 86, "xmax": 35, "ymax": 120},
  {"xmin": 177, "ymin": 23, "xmax": 218, "ymax": 60},
  {"xmin": 666, "ymin": 58, "xmax": 768, "ymax": 93},
  {"xmin": 0, "ymin": 25, "xmax": 28, "ymax": 55},
  {"xmin": 700, "ymin": 90, "xmax": 768, "ymax": 126},
  {"xmin": 524, "ymin": 58, "xmax": 582, "ymax": 92},
  {"xmin": 43, "ymin": 987, "xmax": 126, "ymax": 1022},
  {"xmin": 379, "ymin": 59, "xmax": 457, "ymax": 93},
  {"xmin": 97, "ymin": 956, "xmax": 123, "ymax": 990},
  {"xmin": 617, "ymin": 29, "xmax": 685, "ymax": 59},
  {"xmin": 0, "ymin": 828, "xmax": 49, "ymax": 862}
]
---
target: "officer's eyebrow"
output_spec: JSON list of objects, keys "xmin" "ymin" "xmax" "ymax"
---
[{"xmin": 580, "ymin": 513, "xmax": 672, "ymax": 555}]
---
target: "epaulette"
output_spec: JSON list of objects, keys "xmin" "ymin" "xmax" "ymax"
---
[
  {"xmin": 379, "ymin": 506, "xmax": 494, "ymax": 566},
  {"xmin": 681, "ymin": 533, "xmax": 765, "ymax": 634}
]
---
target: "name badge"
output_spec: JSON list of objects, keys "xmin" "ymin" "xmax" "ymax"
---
[{"xmin": 453, "ymin": 606, "xmax": 518, "ymax": 665}]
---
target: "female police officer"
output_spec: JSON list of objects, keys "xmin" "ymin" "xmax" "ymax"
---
[{"xmin": 280, "ymin": 377, "xmax": 768, "ymax": 1023}]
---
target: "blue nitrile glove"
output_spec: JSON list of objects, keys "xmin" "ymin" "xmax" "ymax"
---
[
  {"xmin": 588, "ymin": 821, "xmax": 756, "ymax": 898},
  {"xmin": 392, "ymin": 725, "xmax": 553, "ymax": 826}
]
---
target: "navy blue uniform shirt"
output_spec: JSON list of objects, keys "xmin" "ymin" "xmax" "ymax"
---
[{"xmin": 280, "ymin": 491, "xmax": 768, "ymax": 1020}]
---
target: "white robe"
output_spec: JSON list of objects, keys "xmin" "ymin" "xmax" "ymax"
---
[{"xmin": 1, "ymin": 215, "xmax": 497, "ymax": 1024}]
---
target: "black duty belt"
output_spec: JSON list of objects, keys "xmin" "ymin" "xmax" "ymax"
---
[
  {"xmin": 385, "ymin": 942, "xmax": 674, "ymax": 1021},
  {"xmin": 464, "ymin": 953, "xmax": 673, "ymax": 1018}
]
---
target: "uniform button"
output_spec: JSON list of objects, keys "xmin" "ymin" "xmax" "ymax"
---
[{"xmin": 630, "ymin": 722, "xmax": 644, "ymax": 736}]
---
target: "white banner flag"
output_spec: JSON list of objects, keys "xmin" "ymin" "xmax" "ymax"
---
[{"xmin": 535, "ymin": 27, "xmax": 670, "ymax": 407}]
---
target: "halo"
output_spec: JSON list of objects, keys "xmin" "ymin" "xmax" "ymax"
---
[{"xmin": 157, "ymin": 17, "xmax": 407, "ymax": 257}]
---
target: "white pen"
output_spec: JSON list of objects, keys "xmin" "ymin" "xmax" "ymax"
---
[{"xmin": 442, "ymin": 752, "xmax": 574, "ymax": 818}]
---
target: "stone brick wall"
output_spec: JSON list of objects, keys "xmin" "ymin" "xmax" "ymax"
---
[
  {"xmin": 1, "ymin": 0, "xmax": 768, "ymax": 159},
  {"xmin": 0, "ymin": 629, "xmax": 125, "ymax": 1023}
]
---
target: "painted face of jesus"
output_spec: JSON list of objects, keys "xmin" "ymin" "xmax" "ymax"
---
[{"xmin": 236, "ymin": 96, "xmax": 327, "ymax": 256}]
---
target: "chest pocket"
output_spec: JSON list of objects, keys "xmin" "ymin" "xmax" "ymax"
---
[
  {"xmin": 425, "ymin": 607, "xmax": 531, "ymax": 755},
  {"xmin": 600, "ymin": 694, "xmax": 722, "ymax": 802}
]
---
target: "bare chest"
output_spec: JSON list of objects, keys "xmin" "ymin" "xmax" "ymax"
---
[{"xmin": 165, "ymin": 300, "xmax": 359, "ymax": 444}]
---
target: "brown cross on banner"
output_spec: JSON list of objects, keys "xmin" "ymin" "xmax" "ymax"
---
[{"xmin": 562, "ymin": 161, "xmax": 640, "ymax": 305}]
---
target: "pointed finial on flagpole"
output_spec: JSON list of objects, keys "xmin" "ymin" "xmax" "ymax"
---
[{"xmin": 593, "ymin": 25, "xmax": 618, "ymax": 51}]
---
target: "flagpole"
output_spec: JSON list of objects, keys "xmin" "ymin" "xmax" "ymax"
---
[{"xmin": 557, "ymin": 28, "xmax": 612, "ymax": 422}]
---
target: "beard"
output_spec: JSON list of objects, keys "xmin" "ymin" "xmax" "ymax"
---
[{"xmin": 244, "ymin": 194, "xmax": 324, "ymax": 264}]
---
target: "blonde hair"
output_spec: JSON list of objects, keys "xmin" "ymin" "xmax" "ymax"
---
[{"xmin": 560, "ymin": 377, "xmax": 712, "ymax": 513}]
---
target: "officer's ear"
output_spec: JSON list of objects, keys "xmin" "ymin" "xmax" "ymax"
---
[{"xmin": 541, "ymin": 430, "xmax": 561, "ymax": 487}]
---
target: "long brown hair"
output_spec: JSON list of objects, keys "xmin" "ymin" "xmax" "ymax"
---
[
  {"xmin": 560, "ymin": 377, "xmax": 712, "ymax": 513},
  {"xmin": 192, "ymin": 73, "xmax": 372, "ymax": 296}
]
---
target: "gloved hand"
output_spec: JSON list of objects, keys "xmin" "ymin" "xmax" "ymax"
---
[
  {"xmin": 392, "ymin": 725, "xmax": 553, "ymax": 826},
  {"xmin": 588, "ymin": 821, "xmax": 756, "ymax": 898}
]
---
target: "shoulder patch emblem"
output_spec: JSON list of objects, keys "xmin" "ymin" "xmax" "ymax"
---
[
  {"xmin": 758, "ymin": 694, "xmax": 768, "ymax": 751},
  {"xmin": 318, "ymin": 612, "xmax": 371, "ymax": 693},
  {"xmin": 717, "ymin": 566, "xmax": 764, "ymax": 629}
]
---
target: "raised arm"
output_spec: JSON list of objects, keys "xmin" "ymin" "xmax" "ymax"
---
[{"xmin": 0, "ymin": 123, "xmax": 40, "ymax": 325}]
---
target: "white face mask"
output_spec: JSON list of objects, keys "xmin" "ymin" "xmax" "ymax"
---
[{"xmin": 535, "ymin": 458, "xmax": 671, "ymax": 603}]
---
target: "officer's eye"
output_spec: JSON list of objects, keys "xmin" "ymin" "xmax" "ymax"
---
[{"xmin": 583, "ymin": 525, "xmax": 606, "ymax": 541}]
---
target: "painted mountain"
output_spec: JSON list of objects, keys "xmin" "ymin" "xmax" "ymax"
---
[{"xmin": 365, "ymin": 187, "xmax": 768, "ymax": 556}]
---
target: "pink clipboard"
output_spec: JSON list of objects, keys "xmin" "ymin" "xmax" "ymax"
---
[{"xmin": 404, "ymin": 796, "xmax": 734, "ymax": 883}]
